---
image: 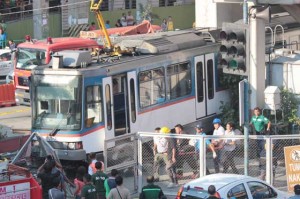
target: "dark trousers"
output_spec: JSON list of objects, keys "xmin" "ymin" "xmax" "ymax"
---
[
  {"xmin": 213, "ymin": 150, "xmax": 222, "ymax": 173},
  {"xmin": 221, "ymin": 150, "xmax": 238, "ymax": 174}
]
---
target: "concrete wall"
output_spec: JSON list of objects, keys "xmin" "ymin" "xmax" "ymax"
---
[
  {"xmin": 195, "ymin": 0, "xmax": 242, "ymax": 29},
  {"xmin": 6, "ymin": 4, "xmax": 195, "ymax": 41},
  {"xmin": 6, "ymin": 13, "xmax": 61, "ymax": 41}
]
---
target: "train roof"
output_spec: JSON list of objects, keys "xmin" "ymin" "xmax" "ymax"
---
[
  {"xmin": 32, "ymin": 30, "xmax": 219, "ymax": 76},
  {"xmin": 18, "ymin": 37, "xmax": 99, "ymax": 51}
]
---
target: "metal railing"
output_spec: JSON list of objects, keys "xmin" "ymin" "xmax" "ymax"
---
[{"xmin": 136, "ymin": 132, "xmax": 299, "ymax": 195}]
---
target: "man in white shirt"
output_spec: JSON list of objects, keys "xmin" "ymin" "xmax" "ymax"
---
[
  {"xmin": 153, "ymin": 127, "xmax": 168, "ymax": 181},
  {"xmin": 211, "ymin": 118, "xmax": 225, "ymax": 173}
]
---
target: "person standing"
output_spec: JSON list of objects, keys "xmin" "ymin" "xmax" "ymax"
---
[
  {"xmin": 139, "ymin": 176, "xmax": 165, "ymax": 199},
  {"xmin": 250, "ymin": 107, "xmax": 271, "ymax": 159},
  {"xmin": 74, "ymin": 166, "xmax": 86, "ymax": 199},
  {"xmin": 81, "ymin": 174, "xmax": 97, "ymax": 199},
  {"xmin": 37, "ymin": 161, "xmax": 61, "ymax": 199},
  {"xmin": 160, "ymin": 19, "xmax": 167, "ymax": 32},
  {"xmin": 107, "ymin": 176, "xmax": 131, "ymax": 199},
  {"xmin": 105, "ymin": 20, "xmax": 111, "ymax": 29},
  {"xmin": 89, "ymin": 22, "xmax": 97, "ymax": 31},
  {"xmin": 120, "ymin": 13, "xmax": 127, "ymax": 27},
  {"xmin": 153, "ymin": 127, "xmax": 168, "ymax": 181},
  {"xmin": 194, "ymin": 124, "xmax": 217, "ymax": 175},
  {"xmin": 221, "ymin": 122, "xmax": 239, "ymax": 174},
  {"xmin": 0, "ymin": 28, "xmax": 7, "ymax": 49},
  {"xmin": 211, "ymin": 118, "xmax": 225, "ymax": 173},
  {"xmin": 92, "ymin": 162, "xmax": 108, "ymax": 198},
  {"xmin": 174, "ymin": 124, "xmax": 197, "ymax": 178},
  {"xmin": 104, "ymin": 169, "xmax": 118, "ymax": 197},
  {"xmin": 8, "ymin": 40, "xmax": 16, "ymax": 50},
  {"xmin": 289, "ymin": 184, "xmax": 300, "ymax": 199},
  {"xmin": 166, "ymin": 127, "xmax": 178, "ymax": 188},
  {"xmin": 126, "ymin": 11, "xmax": 135, "ymax": 26},
  {"xmin": 48, "ymin": 177, "xmax": 64, "ymax": 199},
  {"xmin": 167, "ymin": 16, "xmax": 174, "ymax": 31}
]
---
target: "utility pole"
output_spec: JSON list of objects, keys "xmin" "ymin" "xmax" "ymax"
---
[
  {"xmin": 249, "ymin": 7, "xmax": 269, "ymax": 109},
  {"xmin": 33, "ymin": 0, "xmax": 49, "ymax": 39}
]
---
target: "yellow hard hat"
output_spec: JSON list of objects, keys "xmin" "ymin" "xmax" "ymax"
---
[{"xmin": 160, "ymin": 126, "xmax": 170, "ymax": 134}]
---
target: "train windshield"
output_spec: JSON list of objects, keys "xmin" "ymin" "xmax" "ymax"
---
[
  {"xmin": 32, "ymin": 75, "xmax": 82, "ymax": 130},
  {"xmin": 16, "ymin": 48, "xmax": 47, "ymax": 70}
]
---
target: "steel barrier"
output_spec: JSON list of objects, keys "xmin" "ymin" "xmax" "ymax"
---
[{"xmin": 104, "ymin": 132, "xmax": 138, "ymax": 194}]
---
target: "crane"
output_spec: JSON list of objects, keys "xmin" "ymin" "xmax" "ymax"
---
[{"xmin": 90, "ymin": 0, "xmax": 120, "ymax": 55}]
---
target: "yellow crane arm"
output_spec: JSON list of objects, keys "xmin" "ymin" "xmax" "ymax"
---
[{"xmin": 90, "ymin": 0, "xmax": 112, "ymax": 50}]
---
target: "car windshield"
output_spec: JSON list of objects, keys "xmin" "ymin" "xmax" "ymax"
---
[
  {"xmin": 16, "ymin": 48, "xmax": 47, "ymax": 70},
  {"xmin": 32, "ymin": 75, "xmax": 82, "ymax": 130},
  {"xmin": 183, "ymin": 189, "xmax": 209, "ymax": 199}
]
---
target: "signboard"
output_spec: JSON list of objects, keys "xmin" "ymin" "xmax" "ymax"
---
[
  {"xmin": 0, "ymin": 182, "xmax": 30, "ymax": 199},
  {"xmin": 80, "ymin": 31, "xmax": 98, "ymax": 39},
  {"xmin": 284, "ymin": 145, "xmax": 300, "ymax": 192}
]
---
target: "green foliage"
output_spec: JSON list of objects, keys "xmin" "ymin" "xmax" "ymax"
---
[
  {"xmin": 280, "ymin": 88, "xmax": 300, "ymax": 125},
  {"xmin": 219, "ymin": 74, "xmax": 245, "ymax": 127}
]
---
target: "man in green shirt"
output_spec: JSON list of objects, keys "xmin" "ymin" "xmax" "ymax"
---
[
  {"xmin": 81, "ymin": 174, "xmax": 97, "ymax": 199},
  {"xmin": 92, "ymin": 161, "xmax": 108, "ymax": 198},
  {"xmin": 139, "ymin": 176, "xmax": 165, "ymax": 199},
  {"xmin": 250, "ymin": 107, "xmax": 271, "ymax": 162},
  {"xmin": 250, "ymin": 107, "xmax": 271, "ymax": 134}
]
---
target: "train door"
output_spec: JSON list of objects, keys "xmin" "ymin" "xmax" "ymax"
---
[
  {"xmin": 126, "ymin": 71, "xmax": 137, "ymax": 132},
  {"xmin": 195, "ymin": 53, "xmax": 215, "ymax": 118},
  {"xmin": 103, "ymin": 77, "xmax": 115, "ymax": 141}
]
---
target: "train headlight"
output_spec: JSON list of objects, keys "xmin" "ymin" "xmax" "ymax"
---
[{"xmin": 68, "ymin": 143, "xmax": 76, "ymax": 150}]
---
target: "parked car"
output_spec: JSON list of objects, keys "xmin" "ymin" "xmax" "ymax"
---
[
  {"xmin": 177, "ymin": 173, "xmax": 291, "ymax": 199},
  {"xmin": 0, "ymin": 49, "xmax": 13, "ymax": 79}
]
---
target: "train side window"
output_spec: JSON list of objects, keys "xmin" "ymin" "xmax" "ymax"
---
[
  {"xmin": 207, "ymin": 59, "xmax": 214, "ymax": 99},
  {"xmin": 196, "ymin": 62, "xmax": 204, "ymax": 102},
  {"xmin": 138, "ymin": 67, "xmax": 165, "ymax": 108},
  {"xmin": 167, "ymin": 62, "xmax": 192, "ymax": 100},
  {"xmin": 129, "ymin": 78, "xmax": 136, "ymax": 122},
  {"xmin": 85, "ymin": 85, "xmax": 103, "ymax": 128}
]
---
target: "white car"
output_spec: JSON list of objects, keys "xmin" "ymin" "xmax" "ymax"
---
[
  {"xmin": 0, "ymin": 49, "xmax": 13, "ymax": 78},
  {"xmin": 177, "ymin": 174, "xmax": 291, "ymax": 199}
]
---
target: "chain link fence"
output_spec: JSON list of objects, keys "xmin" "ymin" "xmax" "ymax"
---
[
  {"xmin": 136, "ymin": 132, "xmax": 300, "ymax": 195},
  {"xmin": 104, "ymin": 132, "xmax": 138, "ymax": 194}
]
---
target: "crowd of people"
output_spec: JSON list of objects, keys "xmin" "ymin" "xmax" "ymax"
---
[
  {"xmin": 152, "ymin": 106, "xmax": 274, "ymax": 189},
  {"xmin": 37, "ymin": 153, "xmax": 130, "ymax": 199}
]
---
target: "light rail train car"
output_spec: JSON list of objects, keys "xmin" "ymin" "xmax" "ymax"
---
[{"xmin": 30, "ymin": 30, "xmax": 229, "ymax": 163}]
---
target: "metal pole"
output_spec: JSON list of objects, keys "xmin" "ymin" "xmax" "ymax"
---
[
  {"xmin": 137, "ymin": 133, "xmax": 143, "ymax": 194},
  {"xmin": 199, "ymin": 136, "xmax": 205, "ymax": 177},
  {"xmin": 243, "ymin": 0, "xmax": 248, "ymax": 24},
  {"xmin": 244, "ymin": 80, "xmax": 249, "ymax": 176},
  {"xmin": 265, "ymin": 137, "xmax": 272, "ymax": 184}
]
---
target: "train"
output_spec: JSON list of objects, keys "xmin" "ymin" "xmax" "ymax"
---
[{"xmin": 29, "ymin": 30, "xmax": 229, "ymax": 164}]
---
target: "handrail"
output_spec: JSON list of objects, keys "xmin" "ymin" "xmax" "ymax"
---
[{"xmin": 274, "ymin": 24, "xmax": 285, "ymax": 49}]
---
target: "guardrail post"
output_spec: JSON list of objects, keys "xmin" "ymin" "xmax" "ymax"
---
[
  {"xmin": 137, "ymin": 133, "xmax": 143, "ymax": 194},
  {"xmin": 265, "ymin": 136, "xmax": 272, "ymax": 185},
  {"xmin": 199, "ymin": 136, "xmax": 205, "ymax": 177}
]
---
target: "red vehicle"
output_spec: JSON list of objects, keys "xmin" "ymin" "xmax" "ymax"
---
[{"xmin": 14, "ymin": 36, "xmax": 100, "ymax": 105}]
